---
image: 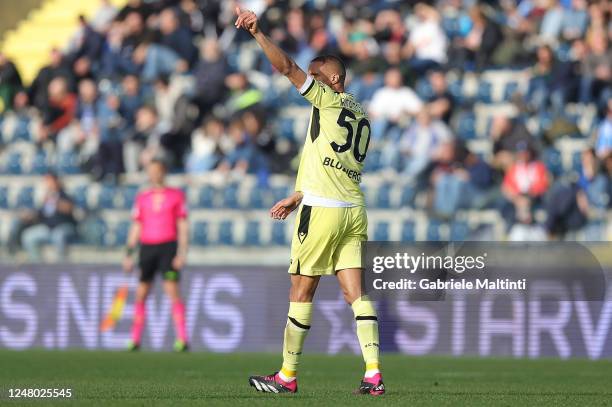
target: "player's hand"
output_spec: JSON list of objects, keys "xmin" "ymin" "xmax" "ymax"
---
[
  {"xmin": 122, "ymin": 256, "xmax": 134, "ymax": 273},
  {"xmin": 234, "ymin": 6, "xmax": 259, "ymax": 35},
  {"xmin": 270, "ymin": 194, "xmax": 301, "ymax": 220},
  {"xmin": 172, "ymin": 254, "xmax": 186, "ymax": 271}
]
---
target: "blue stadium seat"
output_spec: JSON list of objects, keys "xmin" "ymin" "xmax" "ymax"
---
[
  {"xmin": 244, "ymin": 220, "xmax": 261, "ymax": 246},
  {"xmin": 543, "ymin": 147, "xmax": 563, "ymax": 177},
  {"xmin": 363, "ymin": 149, "xmax": 381, "ymax": 172},
  {"xmin": 57, "ymin": 152, "xmax": 80, "ymax": 175},
  {"xmin": 72, "ymin": 185, "xmax": 89, "ymax": 209},
  {"xmin": 121, "ymin": 185, "xmax": 139, "ymax": 209},
  {"xmin": 249, "ymin": 187, "xmax": 267, "ymax": 209},
  {"xmin": 218, "ymin": 220, "xmax": 234, "ymax": 245},
  {"xmin": 114, "ymin": 220, "xmax": 131, "ymax": 246},
  {"xmin": 15, "ymin": 186, "xmax": 34, "ymax": 209},
  {"xmin": 374, "ymin": 221, "xmax": 390, "ymax": 241},
  {"xmin": 448, "ymin": 80, "xmax": 464, "ymax": 104},
  {"xmin": 197, "ymin": 185, "xmax": 215, "ymax": 208},
  {"xmin": 192, "ymin": 221, "xmax": 209, "ymax": 246},
  {"xmin": 457, "ymin": 112, "xmax": 476, "ymax": 140},
  {"xmin": 79, "ymin": 218, "xmax": 107, "ymax": 246},
  {"xmin": 376, "ymin": 184, "xmax": 392, "ymax": 209},
  {"xmin": 223, "ymin": 184, "xmax": 239, "ymax": 209},
  {"xmin": 503, "ymin": 81, "xmax": 519, "ymax": 101},
  {"xmin": 278, "ymin": 117, "xmax": 296, "ymax": 140},
  {"xmin": 476, "ymin": 81, "xmax": 492, "ymax": 103},
  {"xmin": 450, "ymin": 220, "xmax": 469, "ymax": 241},
  {"xmin": 272, "ymin": 185, "xmax": 290, "ymax": 203},
  {"xmin": 31, "ymin": 151, "xmax": 49, "ymax": 175},
  {"xmin": 271, "ymin": 222, "xmax": 287, "ymax": 245},
  {"xmin": 0, "ymin": 186, "xmax": 8, "ymax": 209},
  {"xmin": 426, "ymin": 220, "xmax": 443, "ymax": 241},
  {"xmin": 14, "ymin": 117, "xmax": 31, "ymax": 141},
  {"xmin": 415, "ymin": 79, "xmax": 434, "ymax": 100},
  {"xmin": 401, "ymin": 221, "xmax": 415, "ymax": 242},
  {"xmin": 572, "ymin": 151, "xmax": 582, "ymax": 172},
  {"xmin": 98, "ymin": 185, "xmax": 116, "ymax": 209},
  {"xmin": 399, "ymin": 184, "xmax": 415, "ymax": 207},
  {"xmin": 6, "ymin": 152, "xmax": 23, "ymax": 174}
]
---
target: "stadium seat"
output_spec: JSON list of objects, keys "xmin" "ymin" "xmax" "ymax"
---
[
  {"xmin": 192, "ymin": 221, "xmax": 209, "ymax": 246},
  {"xmin": 476, "ymin": 81, "xmax": 492, "ymax": 104},
  {"xmin": 218, "ymin": 220, "xmax": 234, "ymax": 245},
  {"xmin": 14, "ymin": 118, "xmax": 31, "ymax": 142},
  {"xmin": 57, "ymin": 152, "xmax": 80, "ymax": 175},
  {"xmin": 244, "ymin": 220, "xmax": 261, "ymax": 246},
  {"xmin": 31, "ymin": 151, "xmax": 49, "ymax": 174},
  {"xmin": 6, "ymin": 152, "xmax": 23, "ymax": 174},
  {"xmin": 415, "ymin": 79, "xmax": 434, "ymax": 100},
  {"xmin": 572, "ymin": 151, "xmax": 582, "ymax": 173},
  {"xmin": 401, "ymin": 221, "xmax": 415, "ymax": 242},
  {"xmin": 15, "ymin": 186, "xmax": 34, "ymax": 209},
  {"xmin": 426, "ymin": 220, "xmax": 443, "ymax": 241},
  {"xmin": 80, "ymin": 218, "xmax": 107, "ymax": 246},
  {"xmin": 272, "ymin": 185, "xmax": 290, "ymax": 202},
  {"xmin": 0, "ymin": 186, "xmax": 8, "ymax": 209},
  {"xmin": 374, "ymin": 221, "xmax": 390, "ymax": 241},
  {"xmin": 271, "ymin": 222, "xmax": 287, "ymax": 245},
  {"xmin": 450, "ymin": 220, "xmax": 469, "ymax": 241},
  {"xmin": 249, "ymin": 187, "xmax": 267, "ymax": 209},
  {"xmin": 197, "ymin": 185, "xmax": 215, "ymax": 208},
  {"xmin": 223, "ymin": 184, "xmax": 240, "ymax": 209},
  {"xmin": 448, "ymin": 80, "xmax": 464, "ymax": 104},
  {"xmin": 457, "ymin": 112, "xmax": 477, "ymax": 140},
  {"xmin": 543, "ymin": 147, "xmax": 563, "ymax": 177},
  {"xmin": 278, "ymin": 117, "xmax": 296, "ymax": 140},
  {"xmin": 503, "ymin": 81, "xmax": 519, "ymax": 102},
  {"xmin": 120, "ymin": 185, "xmax": 139, "ymax": 209},
  {"xmin": 399, "ymin": 184, "xmax": 416, "ymax": 207},
  {"xmin": 98, "ymin": 185, "xmax": 116, "ymax": 209},
  {"xmin": 363, "ymin": 149, "xmax": 381, "ymax": 172},
  {"xmin": 72, "ymin": 184, "xmax": 89, "ymax": 209},
  {"xmin": 114, "ymin": 220, "xmax": 131, "ymax": 246},
  {"xmin": 376, "ymin": 183, "xmax": 392, "ymax": 208}
]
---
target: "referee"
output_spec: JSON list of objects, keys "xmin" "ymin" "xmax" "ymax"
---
[{"xmin": 123, "ymin": 158, "xmax": 190, "ymax": 352}]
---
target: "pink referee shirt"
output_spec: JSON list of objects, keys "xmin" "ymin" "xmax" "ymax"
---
[{"xmin": 132, "ymin": 187, "xmax": 188, "ymax": 244}]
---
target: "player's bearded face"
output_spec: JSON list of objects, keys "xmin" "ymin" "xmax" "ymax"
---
[{"xmin": 308, "ymin": 61, "xmax": 331, "ymax": 87}]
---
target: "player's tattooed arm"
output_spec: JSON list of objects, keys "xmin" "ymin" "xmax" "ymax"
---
[
  {"xmin": 270, "ymin": 192, "xmax": 303, "ymax": 220},
  {"xmin": 234, "ymin": 7, "xmax": 307, "ymax": 90}
]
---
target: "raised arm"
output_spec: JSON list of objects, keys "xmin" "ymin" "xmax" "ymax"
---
[{"xmin": 234, "ymin": 7, "xmax": 307, "ymax": 90}]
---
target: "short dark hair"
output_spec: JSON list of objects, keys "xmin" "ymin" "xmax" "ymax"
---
[{"xmin": 311, "ymin": 54, "xmax": 346, "ymax": 83}]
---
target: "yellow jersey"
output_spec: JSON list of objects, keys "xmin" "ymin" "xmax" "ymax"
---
[{"xmin": 294, "ymin": 75, "xmax": 371, "ymax": 206}]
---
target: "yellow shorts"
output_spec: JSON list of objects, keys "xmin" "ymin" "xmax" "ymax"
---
[{"xmin": 288, "ymin": 204, "xmax": 368, "ymax": 276}]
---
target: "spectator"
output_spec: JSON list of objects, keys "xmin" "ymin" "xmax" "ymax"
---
[
  {"xmin": 429, "ymin": 140, "xmax": 494, "ymax": 218},
  {"xmin": 525, "ymin": 44, "xmax": 578, "ymax": 114},
  {"xmin": 124, "ymin": 105, "xmax": 169, "ymax": 173},
  {"xmin": 491, "ymin": 115, "xmax": 535, "ymax": 170},
  {"xmin": 425, "ymin": 70, "xmax": 454, "ymax": 124},
  {"xmin": 28, "ymin": 48, "xmax": 73, "ymax": 110},
  {"xmin": 217, "ymin": 117, "xmax": 258, "ymax": 175},
  {"xmin": 382, "ymin": 109, "xmax": 452, "ymax": 179},
  {"xmin": 90, "ymin": 0, "xmax": 118, "ymax": 32},
  {"xmin": 450, "ymin": 5, "xmax": 504, "ymax": 72},
  {"xmin": 21, "ymin": 173, "xmax": 76, "ymax": 261},
  {"xmin": 368, "ymin": 67, "xmax": 422, "ymax": 141},
  {"xmin": 501, "ymin": 141, "xmax": 549, "ymax": 228},
  {"xmin": 187, "ymin": 116, "xmax": 227, "ymax": 174},
  {"xmin": 402, "ymin": 3, "xmax": 447, "ymax": 75},
  {"xmin": 133, "ymin": 41, "xmax": 186, "ymax": 83},
  {"xmin": 224, "ymin": 72, "xmax": 263, "ymax": 114},
  {"xmin": 0, "ymin": 53, "xmax": 23, "ymax": 113},
  {"xmin": 540, "ymin": 0, "xmax": 564, "ymax": 42},
  {"xmin": 578, "ymin": 30, "xmax": 611, "ymax": 107},
  {"xmin": 193, "ymin": 38, "xmax": 228, "ymax": 115},
  {"xmin": 561, "ymin": 0, "xmax": 589, "ymax": 42},
  {"xmin": 38, "ymin": 77, "xmax": 77, "ymax": 145},
  {"xmin": 118, "ymin": 73, "xmax": 145, "ymax": 134},
  {"xmin": 595, "ymin": 98, "xmax": 612, "ymax": 159},
  {"xmin": 157, "ymin": 7, "xmax": 198, "ymax": 67}
]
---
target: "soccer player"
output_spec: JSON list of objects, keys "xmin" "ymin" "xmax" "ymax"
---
[
  {"xmin": 235, "ymin": 8, "xmax": 384, "ymax": 396},
  {"xmin": 123, "ymin": 158, "xmax": 190, "ymax": 352}
]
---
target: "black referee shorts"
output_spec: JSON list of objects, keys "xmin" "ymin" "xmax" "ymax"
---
[{"xmin": 138, "ymin": 241, "xmax": 180, "ymax": 283}]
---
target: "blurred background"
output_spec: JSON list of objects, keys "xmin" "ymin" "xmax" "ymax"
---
[{"xmin": 0, "ymin": 0, "xmax": 611, "ymax": 266}]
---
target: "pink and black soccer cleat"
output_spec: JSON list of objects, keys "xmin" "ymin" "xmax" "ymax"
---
[
  {"xmin": 354, "ymin": 373, "xmax": 385, "ymax": 396},
  {"xmin": 248, "ymin": 372, "xmax": 297, "ymax": 393}
]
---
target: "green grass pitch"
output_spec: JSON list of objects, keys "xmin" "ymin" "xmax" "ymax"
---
[{"xmin": 1, "ymin": 350, "xmax": 611, "ymax": 406}]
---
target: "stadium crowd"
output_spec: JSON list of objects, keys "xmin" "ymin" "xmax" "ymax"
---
[{"xmin": 1, "ymin": 0, "xmax": 612, "ymax": 256}]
